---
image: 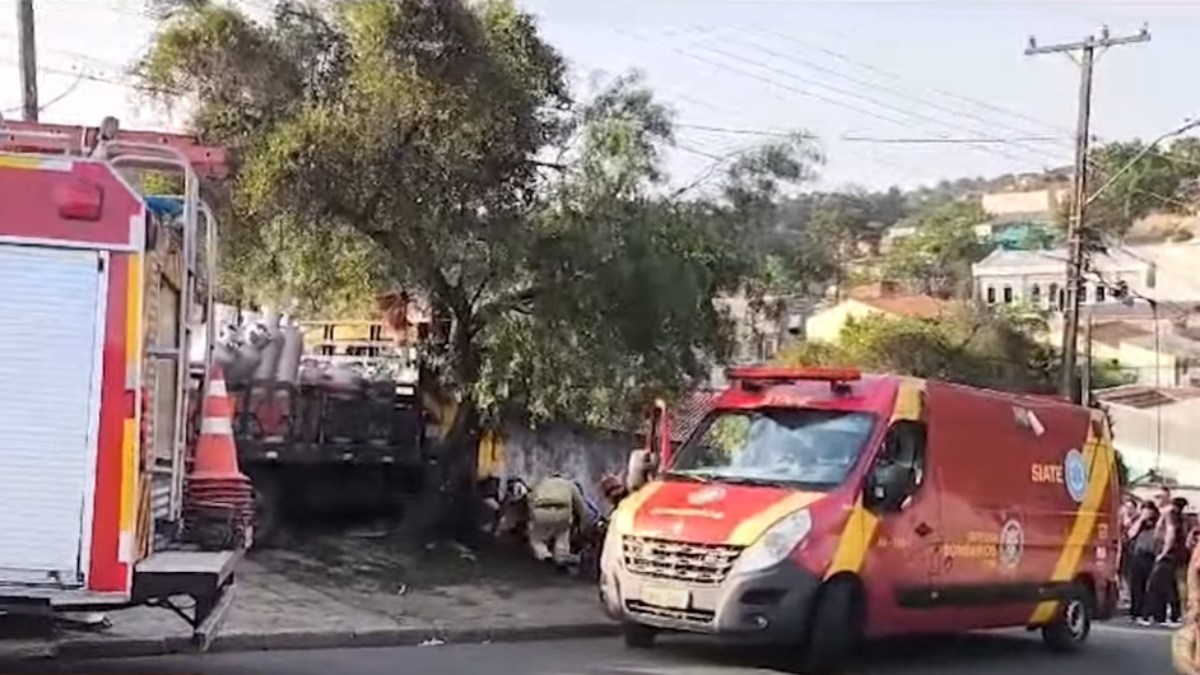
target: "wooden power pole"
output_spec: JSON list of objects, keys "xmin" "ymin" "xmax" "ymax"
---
[
  {"xmin": 1025, "ymin": 26, "xmax": 1150, "ymax": 402},
  {"xmin": 17, "ymin": 0, "xmax": 39, "ymax": 121}
]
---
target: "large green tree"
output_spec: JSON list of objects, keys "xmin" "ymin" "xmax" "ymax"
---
[
  {"xmin": 1062, "ymin": 137, "xmax": 1200, "ymax": 245},
  {"xmin": 137, "ymin": 0, "xmax": 813, "ymax": 535}
]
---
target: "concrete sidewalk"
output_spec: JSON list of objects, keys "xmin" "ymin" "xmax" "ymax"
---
[{"xmin": 5, "ymin": 539, "xmax": 616, "ymax": 661}]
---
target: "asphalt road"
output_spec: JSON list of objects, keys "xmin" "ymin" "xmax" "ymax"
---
[{"xmin": 9, "ymin": 623, "xmax": 1175, "ymax": 675}]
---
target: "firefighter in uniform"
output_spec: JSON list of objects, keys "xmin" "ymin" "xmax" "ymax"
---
[
  {"xmin": 527, "ymin": 474, "xmax": 589, "ymax": 566},
  {"xmin": 626, "ymin": 448, "xmax": 656, "ymax": 492}
]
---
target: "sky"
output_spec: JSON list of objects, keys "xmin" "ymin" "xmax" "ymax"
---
[{"xmin": 2, "ymin": 0, "xmax": 1198, "ymax": 192}]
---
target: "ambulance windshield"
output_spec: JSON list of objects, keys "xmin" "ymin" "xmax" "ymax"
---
[{"xmin": 666, "ymin": 408, "xmax": 875, "ymax": 489}]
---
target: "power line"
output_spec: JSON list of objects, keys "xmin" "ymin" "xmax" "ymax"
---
[
  {"xmin": 2, "ymin": 72, "xmax": 84, "ymax": 115},
  {"xmin": 722, "ymin": 25, "xmax": 1076, "ymax": 158},
  {"xmin": 842, "ymin": 135, "xmax": 1067, "ymax": 144},
  {"xmin": 677, "ymin": 123, "xmax": 800, "ymax": 138},
  {"xmin": 631, "ymin": 27, "xmax": 1074, "ymax": 171},
  {"xmin": 750, "ymin": 24, "xmax": 1076, "ymax": 139}
]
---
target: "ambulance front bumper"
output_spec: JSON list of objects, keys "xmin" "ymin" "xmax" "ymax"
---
[{"xmin": 600, "ymin": 557, "xmax": 821, "ymax": 642}]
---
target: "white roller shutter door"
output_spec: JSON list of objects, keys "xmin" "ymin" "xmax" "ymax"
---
[{"xmin": 0, "ymin": 245, "xmax": 105, "ymax": 588}]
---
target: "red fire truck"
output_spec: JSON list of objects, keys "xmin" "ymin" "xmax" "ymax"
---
[{"xmin": 0, "ymin": 115, "xmax": 242, "ymax": 649}]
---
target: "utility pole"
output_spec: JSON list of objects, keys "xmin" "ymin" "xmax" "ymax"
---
[
  {"xmin": 16, "ymin": 0, "xmax": 39, "ymax": 121},
  {"xmin": 1025, "ymin": 25, "xmax": 1150, "ymax": 402},
  {"xmin": 1081, "ymin": 309, "xmax": 1093, "ymax": 407}
]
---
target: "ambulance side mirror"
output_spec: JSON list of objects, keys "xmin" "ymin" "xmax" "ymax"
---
[{"xmin": 867, "ymin": 463, "xmax": 913, "ymax": 512}]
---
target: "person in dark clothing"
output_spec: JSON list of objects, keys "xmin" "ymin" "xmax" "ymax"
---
[
  {"xmin": 1128, "ymin": 501, "xmax": 1160, "ymax": 622},
  {"xmin": 1118, "ymin": 495, "xmax": 1140, "ymax": 608},
  {"xmin": 1147, "ymin": 499, "xmax": 1188, "ymax": 626}
]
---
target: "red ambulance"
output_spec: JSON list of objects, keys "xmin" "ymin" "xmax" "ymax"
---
[
  {"xmin": 599, "ymin": 366, "xmax": 1120, "ymax": 670},
  {"xmin": 0, "ymin": 116, "xmax": 240, "ymax": 648}
]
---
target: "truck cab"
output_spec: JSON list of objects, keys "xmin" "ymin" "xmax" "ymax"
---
[{"xmin": 599, "ymin": 366, "xmax": 1120, "ymax": 670}]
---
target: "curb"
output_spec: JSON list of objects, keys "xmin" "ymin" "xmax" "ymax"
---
[{"xmin": 33, "ymin": 620, "xmax": 621, "ymax": 661}]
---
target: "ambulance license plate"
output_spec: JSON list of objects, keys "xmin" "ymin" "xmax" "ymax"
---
[{"xmin": 642, "ymin": 585, "xmax": 690, "ymax": 609}]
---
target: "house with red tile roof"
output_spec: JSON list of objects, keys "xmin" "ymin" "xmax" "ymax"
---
[{"xmin": 804, "ymin": 282, "xmax": 955, "ymax": 343}]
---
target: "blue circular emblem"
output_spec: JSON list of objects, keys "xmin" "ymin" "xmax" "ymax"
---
[{"xmin": 1064, "ymin": 449, "xmax": 1088, "ymax": 503}]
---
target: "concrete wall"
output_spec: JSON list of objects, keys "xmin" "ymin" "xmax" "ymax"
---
[
  {"xmin": 981, "ymin": 188, "xmax": 1064, "ymax": 216},
  {"xmin": 1106, "ymin": 399, "xmax": 1200, "ymax": 485},
  {"xmin": 482, "ymin": 421, "xmax": 638, "ymax": 514}
]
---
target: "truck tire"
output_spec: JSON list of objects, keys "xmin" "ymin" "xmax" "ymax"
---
[
  {"xmin": 1041, "ymin": 583, "xmax": 1092, "ymax": 653},
  {"xmin": 250, "ymin": 474, "xmax": 283, "ymax": 550},
  {"xmin": 622, "ymin": 622, "xmax": 657, "ymax": 649},
  {"xmin": 794, "ymin": 577, "xmax": 864, "ymax": 674}
]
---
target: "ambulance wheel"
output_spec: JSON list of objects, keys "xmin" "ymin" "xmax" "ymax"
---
[
  {"xmin": 1041, "ymin": 584, "xmax": 1092, "ymax": 653},
  {"xmin": 622, "ymin": 622, "xmax": 657, "ymax": 649},
  {"xmin": 796, "ymin": 576, "xmax": 864, "ymax": 673}
]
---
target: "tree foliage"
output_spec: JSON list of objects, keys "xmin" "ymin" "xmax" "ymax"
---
[
  {"xmin": 879, "ymin": 200, "xmax": 990, "ymax": 299},
  {"xmin": 780, "ymin": 305, "xmax": 1058, "ymax": 393},
  {"xmin": 743, "ymin": 188, "xmax": 909, "ymax": 298},
  {"xmin": 135, "ymin": 0, "xmax": 818, "ymax": 530},
  {"xmin": 1061, "ymin": 137, "xmax": 1200, "ymax": 244}
]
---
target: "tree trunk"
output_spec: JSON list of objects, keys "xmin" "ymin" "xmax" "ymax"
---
[{"xmin": 400, "ymin": 306, "xmax": 485, "ymax": 545}]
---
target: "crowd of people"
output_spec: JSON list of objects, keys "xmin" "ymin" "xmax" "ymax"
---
[{"xmin": 1122, "ymin": 486, "xmax": 1200, "ymax": 627}]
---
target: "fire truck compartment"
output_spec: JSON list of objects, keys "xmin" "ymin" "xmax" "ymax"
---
[{"xmin": 0, "ymin": 244, "xmax": 106, "ymax": 590}]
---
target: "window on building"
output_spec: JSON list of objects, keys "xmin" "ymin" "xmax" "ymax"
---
[
  {"xmin": 1058, "ymin": 287, "xmax": 1066, "ymax": 309},
  {"xmin": 1080, "ymin": 285, "xmax": 1089, "ymax": 303},
  {"xmin": 1002, "ymin": 286, "xmax": 1014, "ymax": 304},
  {"xmin": 369, "ymin": 324, "xmax": 384, "ymax": 341},
  {"xmin": 986, "ymin": 287, "xmax": 996, "ymax": 304},
  {"xmin": 1096, "ymin": 285, "xmax": 1106, "ymax": 302},
  {"xmin": 1030, "ymin": 284, "xmax": 1042, "ymax": 305},
  {"xmin": 1049, "ymin": 283, "xmax": 1060, "ymax": 309}
]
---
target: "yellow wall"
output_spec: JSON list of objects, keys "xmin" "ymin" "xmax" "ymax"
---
[
  {"xmin": 299, "ymin": 320, "xmax": 382, "ymax": 343},
  {"xmin": 1118, "ymin": 341, "xmax": 1179, "ymax": 385},
  {"xmin": 804, "ymin": 300, "xmax": 888, "ymax": 344}
]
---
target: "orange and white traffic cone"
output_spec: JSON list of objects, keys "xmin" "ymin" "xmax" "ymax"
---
[{"xmin": 184, "ymin": 366, "xmax": 253, "ymax": 548}]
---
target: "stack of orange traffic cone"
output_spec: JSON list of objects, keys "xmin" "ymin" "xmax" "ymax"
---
[{"xmin": 184, "ymin": 366, "xmax": 254, "ymax": 549}]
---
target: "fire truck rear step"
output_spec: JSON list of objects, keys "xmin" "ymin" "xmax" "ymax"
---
[{"xmin": 131, "ymin": 550, "xmax": 239, "ymax": 649}]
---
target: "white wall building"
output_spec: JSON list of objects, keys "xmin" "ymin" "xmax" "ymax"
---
[
  {"xmin": 1098, "ymin": 385, "xmax": 1200, "ymax": 488},
  {"xmin": 971, "ymin": 241, "xmax": 1200, "ymax": 311}
]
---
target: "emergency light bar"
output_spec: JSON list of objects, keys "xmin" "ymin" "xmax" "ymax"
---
[
  {"xmin": 726, "ymin": 365, "xmax": 863, "ymax": 384},
  {"xmin": 53, "ymin": 177, "xmax": 104, "ymax": 221}
]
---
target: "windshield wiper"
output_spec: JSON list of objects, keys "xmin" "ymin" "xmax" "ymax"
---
[
  {"xmin": 712, "ymin": 475, "xmax": 784, "ymax": 488},
  {"xmin": 661, "ymin": 471, "xmax": 712, "ymax": 483}
]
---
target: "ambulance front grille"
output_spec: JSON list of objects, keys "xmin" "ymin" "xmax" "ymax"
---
[
  {"xmin": 625, "ymin": 600, "xmax": 715, "ymax": 625},
  {"xmin": 622, "ymin": 536, "xmax": 742, "ymax": 585}
]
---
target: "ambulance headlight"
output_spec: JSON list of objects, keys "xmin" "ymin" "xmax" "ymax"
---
[{"xmin": 735, "ymin": 509, "xmax": 813, "ymax": 575}]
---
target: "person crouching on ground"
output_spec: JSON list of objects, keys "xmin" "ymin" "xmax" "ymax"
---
[{"xmin": 527, "ymin": 473, "xmax": 590, "ymax": 569}]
